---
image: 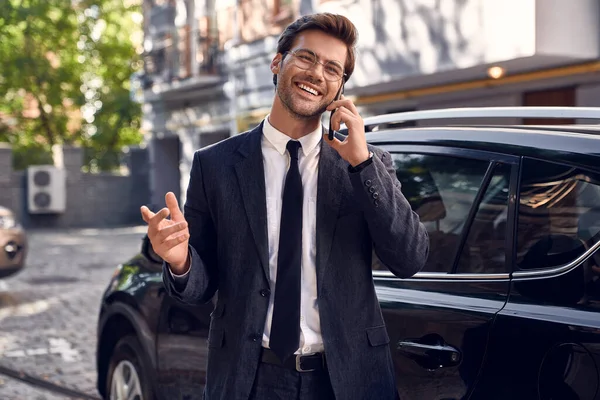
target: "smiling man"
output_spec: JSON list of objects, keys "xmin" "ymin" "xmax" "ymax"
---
[{"xmin": 142, "ymin": 13, "xmax": 429, "ymax": 400}]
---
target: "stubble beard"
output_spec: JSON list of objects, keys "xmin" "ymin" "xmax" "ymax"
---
[{"xmin": 276, "ymin": 78, "xmax": 330, "ymax": 120}]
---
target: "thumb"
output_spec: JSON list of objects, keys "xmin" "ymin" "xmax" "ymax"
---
[
  {"xmin": 323, "ymin": 132, "xmax": 344, "ymax": 151},
  {"xmin": 165, "ymin": 192, "xmax": 185, "ymax": 222}
]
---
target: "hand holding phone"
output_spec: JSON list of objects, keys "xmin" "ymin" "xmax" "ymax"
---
[{"xmin": 328, "ymin": 81, "xmax": 345, "ymax": 141}]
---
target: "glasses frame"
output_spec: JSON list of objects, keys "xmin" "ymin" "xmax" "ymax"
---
[{"xmin": 284, "ymin": 49, "xmax": 347, "ymax": 82}]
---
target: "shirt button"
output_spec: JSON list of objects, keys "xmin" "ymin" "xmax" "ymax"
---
[
  {"xmin": 303, "ymin": 346, "xmax": 311, "ymax": 353},
  {"xmin": 300, "ymin": 316, "xmax": 305, "ymax": 321}
]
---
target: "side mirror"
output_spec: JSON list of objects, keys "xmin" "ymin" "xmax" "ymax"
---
[{"xmin": 141, "ymin": 235, "xmax": 163, "ymax": 264}]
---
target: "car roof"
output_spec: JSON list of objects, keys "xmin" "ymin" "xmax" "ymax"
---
[
  {"xmin": 366, "ymin": 126, "xmax": 600, "ymax": 172},
  {"xmin": 357, "ymin": 107, "xmax": 600, "ymax": 172}
]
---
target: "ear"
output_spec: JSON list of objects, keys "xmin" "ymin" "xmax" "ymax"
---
[{"xmin": 271, "ymin": 54, "xmax": 283, "ymax": 73}]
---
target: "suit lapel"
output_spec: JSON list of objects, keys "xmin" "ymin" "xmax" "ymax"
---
[
  {"xmin": 234, "ymin": 124, "xmax": 270, "ymax": 284},
  {"xmin": 316, "ymin": 134, "xmax": 345, "ymax": 290},
  {"xmin": 233, "ymin": 124, "xmax": 345, "ymax": 288}
]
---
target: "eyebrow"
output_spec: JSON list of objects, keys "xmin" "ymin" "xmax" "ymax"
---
[{"xmin": 295, "ymin": 48, "xmax": 344, "ymax": 65}]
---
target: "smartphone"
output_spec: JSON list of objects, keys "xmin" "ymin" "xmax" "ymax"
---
[{"xmin": 328, "ymin": 81, "xmax": 345, "ymax": 141}]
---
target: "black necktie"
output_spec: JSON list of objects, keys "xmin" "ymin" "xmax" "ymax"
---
[{"xmin": 270, "ymin": 140, "xmax": 303, "ymax": 362}]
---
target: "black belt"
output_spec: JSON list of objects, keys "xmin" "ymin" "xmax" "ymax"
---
[{"xmin": 261, "ymin": 347, "xmax": 327, "ymax": 372}]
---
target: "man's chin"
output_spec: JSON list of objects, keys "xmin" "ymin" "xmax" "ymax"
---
[{"xmin": 289, "ymin": 104, "xmax": 328, "ymax": 119}]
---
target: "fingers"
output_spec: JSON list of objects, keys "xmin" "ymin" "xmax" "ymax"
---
[
  {"xmin": 156, "ymin": 220, "xmax": 188, "ymax": 243},
  {"xmin": 329, "ymin": 107, "xmax": 355, "ymax": 132},
  {"xmin": 142, "ymin": 207, "xmax": 170, "ymax": 238},
  {"xmin": 161, "ymin": 231, "xmax": 190, "ymax": 249},
  {"xmin": 150, "ymin": 207, "xmax": 170, "ymax": 226},
  {"xmin": 165, "ymin": 192, "xmax": 185, "ymax": 222},
  {"xmin": 326, "ymin": 95, "xmax": 358, "ymax": 115},
  {"xmin": 141, "ymin": 205, "xmax": 168, "ymax": 225},
  {"xmin": 140, "ymin": 206, "xmax": 154, "ymax": 224},
  {"xmin": 338, "ymin": 95, "xmax": 359, "ymax": 115}
]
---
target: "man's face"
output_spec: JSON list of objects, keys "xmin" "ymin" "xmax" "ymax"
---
[{"xmin": 272, "ymin": 30, "xmax": 347, "ymax": 119}]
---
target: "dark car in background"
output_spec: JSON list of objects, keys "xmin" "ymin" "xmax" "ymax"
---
[
  {"xmin": 96, "ymin": 107, "xmax": 600, "ymax": 400},
  {"xmin": 0, "ymin": 205, "xmax": 27, "ymax": 279}
]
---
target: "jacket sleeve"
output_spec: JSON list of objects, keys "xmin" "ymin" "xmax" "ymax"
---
[
  {"xmin": 162, "ymin": 150, "xmax": 218, "ymax": 304},
  {"xmin": 348, "ymin": 148, "xmax": 429, "ymax": 278}
]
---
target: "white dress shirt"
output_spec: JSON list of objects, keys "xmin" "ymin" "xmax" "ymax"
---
[
  {"xmin": 171, "ymin": 117, "xmax": 324, "ymax": 355},
  {"xmin": 261, "ymin": 116, "xmax": 323, "ymax": 355}
]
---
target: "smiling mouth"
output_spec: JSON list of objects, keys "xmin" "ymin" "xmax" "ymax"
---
[{"xmin": 296, "ymin": 83, "xmax": 320, "ymax": 97}]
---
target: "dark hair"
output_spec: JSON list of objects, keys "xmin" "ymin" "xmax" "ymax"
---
[{"xmin": 273, "ymin": 13, "xmax": 358, "ymax": 86}]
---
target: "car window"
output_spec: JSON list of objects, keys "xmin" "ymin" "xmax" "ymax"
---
[
  {"xmin": 372, "ymin": 153, "xmax": 491, "ymax": 273},
  {"xmin": 516, "ymin": 158, "xmax": 600, "ymax": 271},
  {"xmin": 456, "ymin": 163, "xmax": 511, "ymax": 274}
]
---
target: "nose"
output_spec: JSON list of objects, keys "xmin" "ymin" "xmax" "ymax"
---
[{"xmin": 305, "ymin": 62, "xmax": 325, "ymax": 81}]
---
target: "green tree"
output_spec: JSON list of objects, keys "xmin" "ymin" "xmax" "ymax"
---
[{"xmin": 0, "ymin": 0, "xmax": 143, "ymax": 171}]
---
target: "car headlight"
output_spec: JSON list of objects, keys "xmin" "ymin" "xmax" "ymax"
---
[{"xmin": 0, "ymin": 215, "xmax": 17, "ymax": 229}]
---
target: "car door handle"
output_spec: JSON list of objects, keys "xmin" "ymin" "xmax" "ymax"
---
[{"xmin": 397, "ymin": 334, "xmax": 461, "ymax": 371}]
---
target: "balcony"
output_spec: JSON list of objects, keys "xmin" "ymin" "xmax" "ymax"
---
[
  {"xmin": 143, "ymin": 29, "xmax": 222, "ymax": 97},
  {"xmin": 148, "ymin": 4, "xmax": 175, "ymax": 37}
]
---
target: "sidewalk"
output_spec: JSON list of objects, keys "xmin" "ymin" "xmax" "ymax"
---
[{"xmin": 0, "ymin": 227, "xmax": 147, "ymax": 398}]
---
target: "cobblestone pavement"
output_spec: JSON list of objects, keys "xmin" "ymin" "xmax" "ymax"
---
[
  {"xmin": 0, "ymin": 374, "xmax": 66, "ymax": 400},
  {"xmin": 0, "ymin": 226, "xmax": 149, "ymax": 399}
]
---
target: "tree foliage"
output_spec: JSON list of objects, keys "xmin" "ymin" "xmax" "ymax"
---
[{"xmin": 0, "ymin": 0, "xmax": 143, "ymax": 171}]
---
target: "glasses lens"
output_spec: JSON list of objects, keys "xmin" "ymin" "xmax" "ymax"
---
[
  {"xmin": 323, "ymin": 62, "xmax": 344, "ymax": 81},
  {"xmin": 291, "ymin": 50, "xmax": 344, "ymax": 81},
  {"xmin": 292, "ymin": 50, "xmax": 316, "ymax": 70}
]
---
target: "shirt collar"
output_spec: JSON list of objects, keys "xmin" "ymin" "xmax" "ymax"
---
[{"xmin": 263, "ymin": 115, "xmax": 322, "ymax": 157}]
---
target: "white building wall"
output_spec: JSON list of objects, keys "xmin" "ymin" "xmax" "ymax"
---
[{"xmin": 231, "ymin": 0, "xmax": 600, "ymax": 122}]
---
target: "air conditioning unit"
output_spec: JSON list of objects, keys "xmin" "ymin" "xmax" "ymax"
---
[{"xmin": 27, "ymin": 165, "xmax": 66, "ymax": 214}]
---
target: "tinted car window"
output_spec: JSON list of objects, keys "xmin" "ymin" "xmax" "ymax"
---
[
  {"xmin": 382, "ymin": 153, "xmax": 490, "ymax": 273},
  {"xmin": 456, "ymin": 163, "xmax": 511, "ymax": 274},
  {"xmin": 517, "ymin": 158, "xmax": 600, "ymax": 270}
]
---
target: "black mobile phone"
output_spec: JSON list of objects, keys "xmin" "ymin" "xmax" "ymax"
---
[{"xmin": 328, "ymin": 81, "xmax": 345, "ymax": 141}]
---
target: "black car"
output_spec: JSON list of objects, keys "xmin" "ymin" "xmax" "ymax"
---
[{"xmin": 96, "ymin": 107, "xmax": 600, "ymax": 400}]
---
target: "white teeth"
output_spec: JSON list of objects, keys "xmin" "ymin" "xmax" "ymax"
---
[{"xmin": 298, "ymin": 84, "xmax": 318, "ymax": 96}]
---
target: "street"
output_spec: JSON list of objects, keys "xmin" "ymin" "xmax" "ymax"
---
[{"xmin": 0, "ymin": 227, "xmax": 148, "ymax": 399}]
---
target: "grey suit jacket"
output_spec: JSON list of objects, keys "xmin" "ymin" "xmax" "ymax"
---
[{"xmin": 163, "ymin": 123, "xmax": 429, "ymax": 400}]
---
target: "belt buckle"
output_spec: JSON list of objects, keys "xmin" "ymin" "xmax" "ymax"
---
[{"xmin": 295, "ymin": 353, "xmax": 317, "ymax": 372}]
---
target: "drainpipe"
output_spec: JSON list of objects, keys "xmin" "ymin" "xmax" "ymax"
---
[
  {"xmin": 227, "ymin": 0, "xmax": 241, "ymax": 137},
  {"xmin": 191, "ymin": 0, "xmax": 199, "ymax": 77}
]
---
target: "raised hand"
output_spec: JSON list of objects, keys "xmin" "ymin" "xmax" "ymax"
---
[
  {"xmin": 140, "ymin": 192, "xmax": 190, "ymax": 274},
  {"xmin": 324, "ymin": 94, "xmax": 370, "ymax": 167}
]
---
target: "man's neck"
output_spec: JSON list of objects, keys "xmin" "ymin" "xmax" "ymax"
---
[{"xmin": 268, "ymin": 100, "xmax": 321, "ymax": 140}]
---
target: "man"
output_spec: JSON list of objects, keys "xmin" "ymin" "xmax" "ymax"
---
[{"xmin": 141, "ymin": 13, "xmax": 429, "ymax": 400}]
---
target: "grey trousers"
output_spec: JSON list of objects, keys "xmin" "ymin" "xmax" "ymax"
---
[{"xmin": 248, "ymin": 362, "xmax": 335, "ymax": 400}]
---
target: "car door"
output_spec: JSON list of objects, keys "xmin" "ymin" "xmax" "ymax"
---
[
  {"xmin": 473, "ymin": 157, "xmax": 600, "ymax": 400},
  {"xmin": 155, "ymin": 284, "xmax": 215, "ymax": 399},
  {"xmin": 373, "ymin": 145, "xmax": 517, "ymax": 400}
]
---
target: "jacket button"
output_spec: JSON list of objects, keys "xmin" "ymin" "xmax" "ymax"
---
[
  {"xmin": 260, "ymin": 289, "xmax": 270, "ymax": 297},
  {"xmin": 364, "ymin": 179, "xmax": 372, "ymax": 187},
  {"xmin": 250, "ymin": 334, "xmax": 261, "ymax": 342}
]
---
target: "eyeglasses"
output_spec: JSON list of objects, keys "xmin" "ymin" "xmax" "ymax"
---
[{"xmin": 285, "ymin": 49, "xmax": 346, "ymax": 82}]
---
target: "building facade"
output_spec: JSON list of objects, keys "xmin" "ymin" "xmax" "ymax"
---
[{"xmin": 141, "ymin": 0, "xmax": 600, "ymax": 206}]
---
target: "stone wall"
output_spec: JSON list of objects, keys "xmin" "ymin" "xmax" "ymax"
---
[{"xmin": 0, "ymin": 144, "xmax": 150, "ymax": 229}]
